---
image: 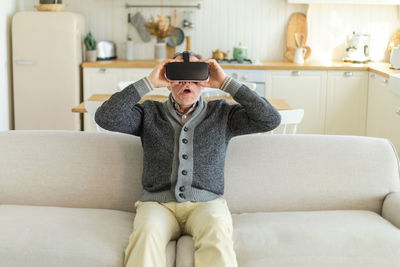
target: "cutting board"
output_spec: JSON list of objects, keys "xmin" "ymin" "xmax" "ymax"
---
[{"xmin": 284, "ymin": 13, "xmax": 311, "ymax": 62}]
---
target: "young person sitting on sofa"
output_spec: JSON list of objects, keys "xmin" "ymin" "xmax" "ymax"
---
[{"xmin": 94, "ymin": 51, "xmax": 281, "ymax": 267}]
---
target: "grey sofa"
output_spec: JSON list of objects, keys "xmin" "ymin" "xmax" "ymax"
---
[{"xmin": 1, "ymin": 130, "xmax": 400, "ymax": 267}]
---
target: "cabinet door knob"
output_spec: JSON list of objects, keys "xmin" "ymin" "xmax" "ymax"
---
[
  {"xmin": 370, "ymin": 73, "xmax": 376, "ymax": 78},
  {"xmin": 344, "ymin": 71, "xmax": 353, "ymax": 77},
  {"xmin": 99, "ymin": 68, "xmax": 108, "ymax": 73},
  {"xmin": 383, "ymin": 79, "xmax": 388, "ymax": 84},
  {"xmin": 291, "ymin": 71, "xmax": 301, "ymax": 76},
  {"xmin": 15, "ymin": 60, "xmax": 35, "ymax": 65},
  {"xmin": 395, "ymin": 106, "xmax": 400, "ymax": 116}
]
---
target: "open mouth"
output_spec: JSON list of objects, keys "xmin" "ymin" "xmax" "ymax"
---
[{"xmin": 182, "ymin": 88, "xmax": 192, "ymax": 94}]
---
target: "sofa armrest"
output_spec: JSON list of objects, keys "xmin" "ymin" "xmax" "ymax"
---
[{"xmin": 382, "ymin": 192, "xmax": 400, "ymax": 229}]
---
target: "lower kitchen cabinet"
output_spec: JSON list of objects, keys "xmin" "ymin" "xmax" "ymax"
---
[
  {"xmin": 83, "ymin": 67, "xmax": 152, "ymax": 131},
  {"xmin": 367, "ymin": 73, "xmax": 400, "ymax": 154},
  {"xmin": 326, "ymin": 71, "xmax": 368, "ymax": 136},
  {"xmin": 266, "ymin": 70, "xmax": 327, "ymax": 134},
  {"xmin": 83, "ymin": 67, "xmax": 152, "ymax": 99},
  {"xmin": 82, "ymin": 67, "xmax": 396, "ymax": 142}
]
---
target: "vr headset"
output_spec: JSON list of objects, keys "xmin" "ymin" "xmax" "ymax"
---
[{"xmin": 165, "ymin": 51, "xmax": 209, "ymax": 82}]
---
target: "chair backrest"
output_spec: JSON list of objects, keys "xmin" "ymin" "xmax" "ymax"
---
[
  {"xmin": 118, "ymin": 81, "xmax": 134, "ymax": 91},
  {"xmin": 201, "ymin": 82, "xmax": 256, "ymax": 98},
  {"xmin": 84, "ymin": 101, "xmax": 109, "ymax": 132},
  {"xmin": 242, "ymin": 82, "xmax": 257, "ymax": 91},
  {"xmin": 119, "ymin": 80, "xmax": 170, "ymax": 96},
  {"xmin": 270, "ymin": 109, "xmax": 304, "ymax": 134}
]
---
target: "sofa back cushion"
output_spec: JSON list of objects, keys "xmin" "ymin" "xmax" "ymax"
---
[
  {"xmin": 0, "ymin": 130, "xmax": 142, "ymax": 212},
  {"xmin": 224, "ymin": 134, "xmax": 400, "ymax": 214},
  {"xmin": 1, "ymin": 131, "xmax": 399, "ymax": 214}
]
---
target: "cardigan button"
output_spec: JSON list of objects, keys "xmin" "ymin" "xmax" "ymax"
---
[
  {"xmin": 182, "ymin": 154, "xmax": 188, "ymax": 159},
  {"xmin": 183, "ymin": 127, "xmax": 189, "ymax": 132},
  {"xmin": 182, "ymin": 170, "xmax": 188, "ymax": 175},
  {"xmin": 179, "ymin": 193, "xmax": 185, "ymax": 199},
  {"xmin": 179, "ymin": 186, "xmax": 185, "ymax": 192},
  {"xmin": 182, "ymin": 138, "xmax": 188, "ymax": 144}
]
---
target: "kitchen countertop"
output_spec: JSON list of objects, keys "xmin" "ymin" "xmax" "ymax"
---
[{"xmin": 81, "ymin": 60, "xmax": 400, "ymax": 78}]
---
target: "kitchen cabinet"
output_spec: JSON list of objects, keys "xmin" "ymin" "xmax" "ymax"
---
[
  {"xmin": 326, "ymin": 71, "xmax": 368, "ymax": 136},
  {"xmin": 83, "ymin": 67, "xmax": 152, "ymax": 131},
  {"xmin": 366, "ymin": 73, "xmax": 400, "ymax": 154},
  {"xmin": 83, "ymin": 68, "xmax": 122, "ymax": 100},
  {"xmin": 223, "ymin": 69, "xmax": 266, "ymax": 97},
  {"xmin": 266, "ymin": 70, "xmax": 327, "ymax": 134},
  {"xmin": 83, "ymin": 67, "xmax": 153, "ymax": 99}
]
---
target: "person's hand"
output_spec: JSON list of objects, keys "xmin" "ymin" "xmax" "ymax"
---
[
  {"xmin": 148, "ymin": 59, "xmax": 179, "ymax": 88},
  {"xmin": 198, "ymin": 59, "xmax": 227, "ymax": 89}
]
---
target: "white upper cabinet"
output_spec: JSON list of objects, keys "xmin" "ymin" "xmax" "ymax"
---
[
  {"xmin": 288, "ymin": 0, "xmax": 400, "ymax": 4},
  {"xmin": 325, "ymin": 71, "xmax": 368, "ymax": 136}
]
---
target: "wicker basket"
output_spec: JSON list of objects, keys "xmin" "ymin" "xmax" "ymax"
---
[{"xmin": 34, "ymin": 4, "xmax": 67, "ymax": 12}]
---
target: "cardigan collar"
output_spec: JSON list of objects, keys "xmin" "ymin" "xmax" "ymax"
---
[{"xmin": 165, "ymin": 93, "xmax": 206, "ymax": 126}]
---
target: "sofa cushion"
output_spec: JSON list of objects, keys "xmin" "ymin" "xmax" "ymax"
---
[
  {"xmin": 0, "ymin": 131, "xmax": 143, "ymax": 212},
  {"xmin": 224, "ymin": 134, "xmax": 400, "ymax": 214},
  {"xmin": 176, "ymin": 210, "xmax": 400, "ymax": 267},
  {"xmin": 0, "ymin": 205, "xmax": 176, "ymax": 267}
]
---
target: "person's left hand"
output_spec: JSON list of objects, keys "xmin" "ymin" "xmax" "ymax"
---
[
  {"xmin": 148, "ymin": 59, "xmax": 179, "ymax": 88},
  {"xmin": 198, "ymin": 59, "xmax": 227, "ymax": 89}
]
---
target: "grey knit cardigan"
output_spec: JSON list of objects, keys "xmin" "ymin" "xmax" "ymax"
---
[{"xmin": 95, "ymin": 77, "xmax": 281, "ymax": 203}]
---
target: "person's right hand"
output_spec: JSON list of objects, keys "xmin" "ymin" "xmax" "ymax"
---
[{"xmin": 148, "ymin": 59, "xmax": 178, "ymax": 88}]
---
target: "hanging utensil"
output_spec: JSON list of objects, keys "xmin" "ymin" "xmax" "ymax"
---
[
  {"xmin": 167, "ymin": 10, "xmax": 185, "ymax": 47},
  {"xmin": 130, "ymin": 12, "xmax": 152, "ymax": 42}
]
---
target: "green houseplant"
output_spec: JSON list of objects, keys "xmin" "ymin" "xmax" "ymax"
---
[{"xmin": 84, "ymin": 32, "xmax": 97, "ymax": 62}]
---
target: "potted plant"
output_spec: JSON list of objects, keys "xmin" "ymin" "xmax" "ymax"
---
[
  {"xmin": 84, "ymin": 32, "xmax": 97, "ymax": 62},
  {"xmin": 144, "ymin": 15, "xmax": 172, "ymax": 61}
]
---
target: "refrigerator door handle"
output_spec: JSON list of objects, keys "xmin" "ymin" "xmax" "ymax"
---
[{"xmin": 15, "ymin": 60, "xmax": 35, "ymax": 65}]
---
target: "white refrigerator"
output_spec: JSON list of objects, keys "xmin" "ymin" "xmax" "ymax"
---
[{"xmin": 12, "ymin": 11, "xmax": 85, "ymax": 130}]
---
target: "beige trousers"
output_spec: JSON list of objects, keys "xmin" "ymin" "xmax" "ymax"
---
[{"xmin": 124, "ymin": 198, "xmax": 238, "ymax": 267}]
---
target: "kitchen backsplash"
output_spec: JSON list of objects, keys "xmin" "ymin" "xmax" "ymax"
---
[{"xmin": 21, "ymin": 0, "xmax": 400, "ymax": 61}]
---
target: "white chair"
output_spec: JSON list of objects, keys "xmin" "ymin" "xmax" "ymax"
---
[
  {"xmin": 269, "ymin": 109, "xmax": 305, "ymax": 134},
  {"xmin": 119, "ymin": 80, "xmax": 170, "ymax": 96},
  {"xmin": 242, "ymin": 82, "xmax": 303, "ymax": 135},
  {"xmin": 201, "ymin": 82, "xmax": 256, "ymax": 97},
  {"xmin": 242, "ymin": 82, "xmax": 257, "ymax": 91},
  {"xmin": 84, "ymin": 100, "xmax": 110, "ymax": 133},
  {"xmin": 118, "ymin": 81, "xmax": 134, "ymax": 91}
]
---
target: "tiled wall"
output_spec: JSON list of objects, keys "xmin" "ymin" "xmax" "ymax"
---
[{"xmin": 21, "ymin": 0, "xmax": 399, "ymax": 61}]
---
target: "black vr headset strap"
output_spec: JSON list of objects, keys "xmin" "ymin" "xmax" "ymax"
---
[{"xmin": 182, "ymin": 51, "xmax": 190, "ymax": 62}]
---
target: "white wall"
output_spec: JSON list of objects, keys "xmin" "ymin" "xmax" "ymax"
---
[
  {"xmin": 18, "ymin": 0, "xmax": 399, "ymax": 61},
  {"xmin": 3, "ymin": 0, "xmax": 400, "ymax": 130},
  {"xmin": 20, "ymin": 0, "xmax": 308, "ymax": 60},
  {"xmin": 0, "ymin": 0, "xmax": 19, "ymax": 131},
  {"xmin": 308, "ymin": 4, "xmax": 400, "ymax": 61}
]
